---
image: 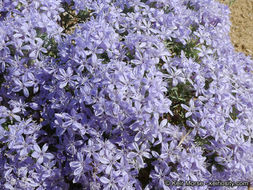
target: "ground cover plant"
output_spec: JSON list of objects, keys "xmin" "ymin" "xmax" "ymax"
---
[{"xmin": 0, "ymin": 0, "xmax": 253, "ymax": 189}]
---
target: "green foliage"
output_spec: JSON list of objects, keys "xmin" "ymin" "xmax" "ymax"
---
[
  {"xmin": 204, "ymin": 78, "xmax": 213, "ymax": 90},
  {"xmin": 206, "ymin": 151, "xmax": 226, "ymax": 173},
  {"xmin": 0, "ymin": 72, "xmax": 5, "ymax": 86},
  {"xmin": 229, "ymin": 0, "xmax": 236, "ymax": 7},
  {"xmin": 165, "ymin": 81, "xmax": 195, "ymax": 126},
  {"xmin": 165, "ymin": 38, "xmax": 201, "ymax": 61},
  {"xmin": 138, "ymin": 144, "xmax": 161, "ymax": 188},
  {"xmin": 59, "ymin": 2, "xmax": 93, "ymax": 34},
  {"xmin": 98, "ymin": 52, "xmax": 110, "ymax": 64},
  {"xmin": 229, "ymin": 105, "xmax": 238, "ymax": 120},
  {"xmin": 194, "ymin": 135, "xmax": 212, "ymax": 147},
  {"xmin": 1, "ymin": 119, "xmax": 12, "ymax": 131},
  {"xmin": 76, "ymin": 9, "xmax": 92, "ymax": 22},
  {"xmin": 36, "ymin": 29, "xmax": 59, "ymax": 58},
  {"xmin": 185, "ymin": 1, "xmax": 198, "ymax": 11},
  {"xmin": 122, "ymin": 6, "xmax": 134, "ymax": 14},
  {"xmin": 45, "ymin": 37, "xmax": 59, "ymax": 58}
]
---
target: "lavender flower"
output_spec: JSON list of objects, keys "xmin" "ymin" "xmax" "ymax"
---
[
  {"xmin": 0, "ymin": 0, "xmax": 253, "ymax": 188},
  {"xmin": 31, "ymin": 144, "xmax": 54, "ymax": 164}
]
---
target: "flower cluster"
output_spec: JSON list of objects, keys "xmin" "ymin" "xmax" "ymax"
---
[{"xmin": 1, "ymin": 0, "xmax": 253, "ymax": 189}]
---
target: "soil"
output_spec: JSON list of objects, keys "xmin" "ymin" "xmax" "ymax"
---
[{"xmin": 218, "ymin": 0, "xmax": 253, "ymax": 58}]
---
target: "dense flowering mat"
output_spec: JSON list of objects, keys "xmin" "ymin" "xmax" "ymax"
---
[{"xmin": 0, "ymin": 0, "xmax": 253, "ymax": 189}]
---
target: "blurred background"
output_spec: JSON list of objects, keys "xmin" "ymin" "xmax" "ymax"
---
[{"xmin": 218, "ymin": 0, "xmax": 253, "ymax": 58}]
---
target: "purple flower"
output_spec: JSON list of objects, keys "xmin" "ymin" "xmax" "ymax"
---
[
  {"xmin": 12, "ymin": 136, "xmax": 33, "ymax": 157},
  {"xmin": 69, "ymin": 152, "xmax": 92, "ymax": 183},
  {"xmin": 100, "ymin": 171, "xmax": 121, "ymax": 190},
  {"xmin": 12, "ymin": 74, "xmax": 34, "ymax": 97},
  {"xmin": 97, "ymin": 151, "xmax": 121, "ymax": 175},
  {"xmin": 28, "ymin": 38, "xmax": 47, "ymax": 59},
  {"xmin": 0, "ymin": 0, "xmax": 253, "ymax": 188},
  {"xmin": 60, "ymin": 109, "xmax": 83, "ymax": 130},
  {"xmin": 150, "ymin": 165, "xmax": 170, "ymax": 190},
  {"xmin": 31, "ymin": 144, "xmax": 54, "ymax": 165},
  {"xmin": 164, "ymin": 67, "xmax": 185, "ymax": 86},
  {"xmin": 152, "ymin": 119, "xmax": 171, "ymax": 145},
  {"xmin": 55, "ymin": 67, "xmax": 76, "ymax": 88},
  {"xmin": 181, "ymin": 98, "xmax": 196, "ymax": 118},
  {"xmin": 128, "ymin": 142, "xmax": 151, "ymax": 168},
  {"xmin": 186, "ymin": 119, "xmax": 207, "ymax": 137}
]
